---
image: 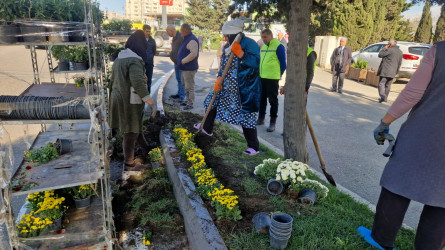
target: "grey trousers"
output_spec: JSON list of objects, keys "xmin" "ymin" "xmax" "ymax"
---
[
  {"xmin": 332, "ymin": 71, "xmax": 345, "ymax": 91},
  {"xmin": 182, "ymin": 70, "xmax": 197, "ymax": 106},
  {"xmin": 378, "ymin": 77, "xmax": 394, "ymax": 101}
]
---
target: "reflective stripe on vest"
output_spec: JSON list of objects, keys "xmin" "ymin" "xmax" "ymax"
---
[{"xmin": 260, "ymin": 38, "xmax": 282, "ymax": 79}]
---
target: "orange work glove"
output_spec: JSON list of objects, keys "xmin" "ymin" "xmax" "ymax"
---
[
  {"xmin": 231, "ymin": 41, "xmax": 244, "ymax": 58},
  {"xmin": 213, "ymin": 78, "xmax": 222, "ymax": 92}
]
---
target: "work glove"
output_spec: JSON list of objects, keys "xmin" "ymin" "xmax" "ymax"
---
[
  {"xmin": 213, "ymin": 77, "xmax": 222, "ymax": 92},
  {"xmin": 373, "ymin": 120, "xmax": 394, "ymax": 145},
  {"xmin": 149, "ymin": 103, "xmax": 157, "ymax": 118},
  {"xmin": 231, "ymin": 41, "xmax": 244, "ymax": 58}
]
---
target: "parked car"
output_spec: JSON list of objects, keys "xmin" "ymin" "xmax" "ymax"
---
[
  {"xmin": 352, "ymin": 41, "xmax": 431, "ymax": 79},
  {"xmin": 153, "ymin": 30, "xmax": 172, "ymax": 56}
]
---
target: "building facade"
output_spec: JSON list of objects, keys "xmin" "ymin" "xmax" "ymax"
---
[{"xmin": 125, "ymin": 0, "xmax": 187, "ymax": 27}]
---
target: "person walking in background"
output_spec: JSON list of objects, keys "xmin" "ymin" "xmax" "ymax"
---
[
  {"xmin": 207, "ymin": 37, "xmax": 211, "ymax": 51},
  {"xmin": 258, "ymin": 29, "xmax": 286, "ymax": 132},
  {"xmin": 198, "ymin": 35, "xmax": 203, "ymax": 52},
  {"xmin": 143, "ymin": 25, "xmax": 156, "ymax": 93},
  {"xmin": 195, "ymin": 19, "xmax": 262, "ymax": 156},
  {"xmin": 277, "ymin": 31, "xmax": 287, "ymax": 52},
  {"xmin": 108, "ymin": 30, "xmax": 156, "ymax": 170},
  {"xmin": 257, "ymin": 31, "xmax": 264, "ymax": 51},
  {"xmin": 377, "ymin": 40, "xmax": 403, "ymax": 103},
  {"xmin": 358, "ymin": 41, "xmax": 445, "ymax": 250},
  {"xmin": 166, "ymin": 25, "xmax": 185, "ymax": 103},
  {"xmin": 330, "ymin": 37, "xmax": 352, "ymax": 94},
  {"xmin": 177, "ymin": 24, "xmax": 199, "ymax": 110},
  {"xmin": 216, "ymin": 36, "xmax": 226, "ymax": 71},
  {"xmin": 280, "ymin": 44, "xmax": 317, "ymax": 101}
]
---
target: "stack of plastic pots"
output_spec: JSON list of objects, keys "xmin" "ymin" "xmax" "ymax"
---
[{"xmin": 270, "ymin": 212, "xmax": 293, "ymax": 249}]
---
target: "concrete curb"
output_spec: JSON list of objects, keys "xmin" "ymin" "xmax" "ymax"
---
[
  {"xmin": 159, "ymin": 130, "xmax": 227, "ymax": 250},
  {"xmin": 155, "ymin": 69, "xmax": 174, "ymax": 116}
]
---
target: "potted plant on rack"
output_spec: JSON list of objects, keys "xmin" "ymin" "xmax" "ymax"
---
[
  {"xmin": 104, "ymin": 43, "xmax": 123, "ymax": 61},
  {"xmin": 16, "ymin": 212, "xmax": 52, "ymax": 248},
  {"xmin": 33, "ymin": 190, "xmax": 67, "ymax": 231},
  {"xmin": 51, "ymin": 45, "xmax": 70, "ymax": 71},
  {"xmin": 71, "ymin": 184, "xmax": 96, "ymax": 209},
  {"xmin": 69, "ymin": 46, "xmax": 89, "ymax": 70}
]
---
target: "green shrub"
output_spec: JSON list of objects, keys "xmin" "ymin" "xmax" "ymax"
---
[{"xmin": 351, "ymin": 57, "xmax": 368, "ymax": 69}]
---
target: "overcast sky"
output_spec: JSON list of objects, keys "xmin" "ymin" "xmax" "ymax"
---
[{"xmin": 97, "ymin": 0, "xmax": 441, "ymax": 22}]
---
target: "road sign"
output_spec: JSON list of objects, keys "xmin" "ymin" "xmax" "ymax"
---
[{"xmin": 160, "ymin": 0, "xmax": 173, "ymax": 5}]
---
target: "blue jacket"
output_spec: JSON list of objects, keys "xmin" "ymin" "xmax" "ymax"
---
[
  {"xmin": 177, "ymin": 33, "xmax": 199, "ymax": 71},
  {"xmin": 219, "ymin": 34, "xmax": 261, "ymax": 113},
  {"xmin": 146, "ymin": 36, "xmax": 156, "ymax": 65}
]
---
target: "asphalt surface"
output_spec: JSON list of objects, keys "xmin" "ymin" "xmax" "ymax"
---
[{"xmin": 162, "ymin": 50, "xmax": 422, "ymax": 229}]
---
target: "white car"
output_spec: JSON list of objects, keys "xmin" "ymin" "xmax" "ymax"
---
[
  {"xmin": 352, "ymin": 41, "xmax": 431, "ymax": 79},
  {"xmin": 154, "ymin": 30, "xmax": 172, "ymax": 56}
]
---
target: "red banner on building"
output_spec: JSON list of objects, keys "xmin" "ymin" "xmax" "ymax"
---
[{"xmin": 160, "ymin": 0, "xmax": 173, "ymax": 5}]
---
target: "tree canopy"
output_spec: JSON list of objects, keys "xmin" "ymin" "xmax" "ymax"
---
[
  {"xmin": 434, "ymin": 4, "xmax": 445, "ymax": 43},
  {"xmin": 185, "ymin": 0, "xmax": 231, "ymax": 30},
  {"xmin": 414, "ymin": 0, "xmax": 433, "ymax": 43}
]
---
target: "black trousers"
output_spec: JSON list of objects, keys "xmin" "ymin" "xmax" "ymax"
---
[
  {"xmin": 372, "ymin": 188, "xmax": 445, "ymax": 249},
  {"xmin": 145, "ymin": 63, "xmax": 154, "ymax": 94},
  {"xmin": 122, "ymin": 132, "xmax": 149, "ymax": 165},
  {"xmin": 331, "ymin": 71, "xmax": 345, "ymax": 91},
  {"xmin": 378, "ymin": 77, "xmax": 394, "ymax": 101},
  {"xmin": 203, "ymin": 108, "xmax": 260, "ymax": 151},
  {"xmin": 259, "ymin": 78, "xmax": 279, "ymax": 123}
]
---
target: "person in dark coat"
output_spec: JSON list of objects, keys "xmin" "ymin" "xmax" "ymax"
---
[
  {"xmin": 166, "ymin": 25, "xmax": 185, "ymax": 102},
  {"xmin": 109, "ymin": 30, "xmax": 156, "ymax": 170},
  {"xmin": 195, "ymin": 19, "xmax": 262, "ymax": 156},
  {"xmin": 358, "ymin": 41, "xmax": 445, "ymax": 250},
  {"xmin": 330, "ymin": 37, "xmax": 352, "ymax": 94},
  {"xmin": 143, "ymin": 25, "xmax": 156, "ymax": 93},
  {"xmin": 377, "ymin": 40, "xmax": 403, "ymax": 103}
]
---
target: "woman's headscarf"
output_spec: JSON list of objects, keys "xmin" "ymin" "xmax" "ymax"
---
[{"xmin": 125, "ymin": 30, "xmax": 148, "ymax": 63}]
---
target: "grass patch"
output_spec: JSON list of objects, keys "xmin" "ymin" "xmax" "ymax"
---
[
  {"xmin": 209, "ymin": 124, "xmax": 415, "ymax": 249},
  {"xmin": 166, "ymin": 111, "xmax": 415, "ymax": 249},
  {"xmin": 242, "ymin": 177, "xmax": 263, "ymax": 195}
]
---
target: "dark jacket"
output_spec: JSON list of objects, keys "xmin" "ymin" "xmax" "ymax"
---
[
  {"xmin": 377, "ymin": 46, "xmax": 403, "ymax": 78},
  {"xmin": 380, "ymin": 42, "xmax": 445, "ymax": 208},
  {"xmin": 330, "ymin": 46, "xmax": 352, "ymax": 73},
  {"xmin": 177, "ymin": 33, "xmax": 199, "ymax": 71},
  {"xmin": 169, "ymin": 31, "xmax": 183, "ymax": 65},
  {"xmin": 218, "ymin": 34, "xmax": 261, "ymax": 113},
  {"xmin": 146, "ymin": 36, "xmax": 156, "ymax": 65}
]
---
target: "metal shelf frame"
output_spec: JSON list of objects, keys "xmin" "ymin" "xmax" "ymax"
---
[{"xmin": 0, "ymin": 0, "xmax": 114, "ymax": 249}]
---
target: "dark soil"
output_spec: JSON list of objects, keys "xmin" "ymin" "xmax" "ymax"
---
[{"xmin": 111, "ymin": 113, "xmax": 189, "ymax": 249}]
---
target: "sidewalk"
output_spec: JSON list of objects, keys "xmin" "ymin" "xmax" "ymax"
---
[{"xmin": 162, "ymin": 50, "xmax": 421, "ymax": 229}]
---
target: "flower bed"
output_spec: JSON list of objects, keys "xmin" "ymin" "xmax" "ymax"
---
[{"xmin": 173, "ymin": 126, "xmax": 241, "ymax": 221}]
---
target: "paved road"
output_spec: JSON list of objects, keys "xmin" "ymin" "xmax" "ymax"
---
[{"xmin": 162, "ymin": 50, "xmax": 421, "ymax": 229}]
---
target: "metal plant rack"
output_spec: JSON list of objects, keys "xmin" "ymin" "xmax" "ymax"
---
[{"xmin": 0, "ymin": 0, "xmax": 115, "ymax": 249}]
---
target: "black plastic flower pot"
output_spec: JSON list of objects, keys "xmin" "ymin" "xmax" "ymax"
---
[
  {"xmin": 47, "ymin": 24, "xmax": 69, "ymax": 43},
  {"xmin": 73, "ymin": 62, "xmax": 89, "ymax": 70},
  {"xmin": 0, "ymin": 24, "xmax": 19, "ymax": 44},
  {"xmin": 57, "ymin": 61, "xmax": 70, "ymax": 71},
  {"xmin": 74, "ymin": 196, "xmax": 91, "ymax": 209},
  {"xmin": 252, "ymin": 212, "xmax": 271, "ymax": 233},
  {"xmin": 20, "ymin": 24, "xmax": 47, "ymax": 43},
  {"xmin": 267, "ymin": 178, "xmax": 284, "ymax": 195},
  {"xmin": 297, "ymin": 188, "xmax": 317, "ymax": 205},
  {"xmin": 55, "ymin": 138, "xmax": 73, "ymax": 155}
]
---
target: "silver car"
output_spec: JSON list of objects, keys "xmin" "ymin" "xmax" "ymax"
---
[{"xmin": 352, "ymin": 41, "xmax": 431, "ymax": 79}]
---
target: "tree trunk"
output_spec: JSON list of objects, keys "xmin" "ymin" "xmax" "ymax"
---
[{"xmin": 283, "ymin": 0, "xmax": 312, "ymax": 162}]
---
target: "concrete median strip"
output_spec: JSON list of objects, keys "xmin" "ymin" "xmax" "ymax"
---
[{"xmin": 159, "ymin": 130, "xmax": 227, "ymax": 250}]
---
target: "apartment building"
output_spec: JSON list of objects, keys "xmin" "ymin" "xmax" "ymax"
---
[{"xmin": 125, "ymin": 0, "xmax": 187, "ymax": 26}]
